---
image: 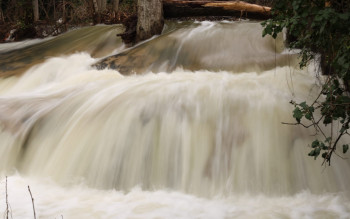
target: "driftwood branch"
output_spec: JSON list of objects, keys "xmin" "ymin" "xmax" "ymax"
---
[{"xmin": 163, "ymin": 0, "xmax": 271, "ymax": 19}]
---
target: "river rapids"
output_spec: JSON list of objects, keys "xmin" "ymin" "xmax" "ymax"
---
[{"xmin": 0, "ymin": 21, "xmax": 349, "ymax": 218}]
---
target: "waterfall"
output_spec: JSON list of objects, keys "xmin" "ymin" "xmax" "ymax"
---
[{"xmin": 0, "ymin": 21, "xmax": 349, "ymax": 218}]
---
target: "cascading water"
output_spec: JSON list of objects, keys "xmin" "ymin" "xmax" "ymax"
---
[
  {"xmin": 0, "ymin": 21, "xmax": 349, "ymax": 218},
  {"xmin": 0, "ymin": 25, "xmax": 125, "ymax": 77}
]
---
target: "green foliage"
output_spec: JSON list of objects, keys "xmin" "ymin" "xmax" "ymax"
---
[
  {"xmin": 309, "ymin": 139, "xmax": 328, "ymax": 160},
  {"xmin": 292, "ymin": 101, "xmax": 314, "ymax": 123},
  {"xmin": 262, "ymin": 0, "xmax": 350, "ymax": 165}
]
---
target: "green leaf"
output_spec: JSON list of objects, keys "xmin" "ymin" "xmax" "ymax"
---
[
  {"xmin": 308, "ymin": 149, "xmax": 315, "ymax": 156},
  {"xmin": 321, "ymin": 143, "xmax": 329, "ymax": 150},
  {"xmin": 343, "ymin": 144, "xmax": 349, "ymax": 154},
  {"xmin": 338, "ymin": 13, "xmax": 349, "ymax": 20},
  {"xmin": 305, "ymin": 112, "xmax": 312, "ymax": 120},
  {"xmin": 322, "ymin": 152, "xmax": 328, "ymax": 159},
  {"xmin": 263, "ymin": 25, "xmax": 273, "ymax": 37},
  {"xmin": 299, "ymin": 101, "xmax": 307, "ymax": 109},
  {"xmin": 309, "ymin": 106, "xmax": 315, "ymax": 113},
  {"xmin": 293, "ymin": 107, "xmax": 303, "ymax": 123},
  {"xmin": 323, "ymin": 116, "xmax": 332, "ymax": 125},
  {"xmin": 272, "ymin": 32, "xmax": 278, "ymax": 39},
  {"xmin": 314, "ymin": 147, "xmax": 321, "ymax": 158},
  {"xmin": 311, "ymin": 140, "xmax": 319, "ymax": 148}
]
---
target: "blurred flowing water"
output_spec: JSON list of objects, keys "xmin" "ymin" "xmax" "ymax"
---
[
  {"xmin": 0, "ymin": 21, "xmax": 349, "ymax": 218},
  {"xmin": 0, "ymin": 25, "xmax": 125, "ymax": 77}
]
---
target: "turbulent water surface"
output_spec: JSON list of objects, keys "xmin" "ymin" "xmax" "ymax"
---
[{"xmin": 0, "ymin": 21, "xmax": 350, "ymax": 219}]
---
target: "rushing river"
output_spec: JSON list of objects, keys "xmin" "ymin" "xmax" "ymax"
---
[{"xmin": 0, "ymin": 21, "xmax": 349, "ymax": 218}]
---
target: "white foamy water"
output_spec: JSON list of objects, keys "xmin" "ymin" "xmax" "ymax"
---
[
  {"xmin": 0, "ymin": 175, "xmax": 349, "ymax": 219},
  {"xmin": 0, "ymin": 21, "xmax": 349, "ymax": 218},
  {"xmin": 0, "ymin": 37, "xmax": 54, "ymax": 53}
]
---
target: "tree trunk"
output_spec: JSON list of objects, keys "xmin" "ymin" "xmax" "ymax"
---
[
  {"xmin": 92, "ymin": 0, "xmax": 99, "ymax": 12},
  {"xmin": 101, "ymin": 0, "xmax": 107, "ymax": 11},
  {"xmin": 0, "ymin": 10, "xmax": 3, "ymax": 24},
  {"xmin": 39, "ymin": 0, "xmax": 49, "ymax": 20},
  {"xmin": 53, "ymin": 0, "xmax": 56, "ymax": 20},
  {"xmin": 136, "ymin": 0, "xmax": 164, "ymax": 42},
  {"xmin": 96, "ymin": 0, "xmax": 102, "ymax": 12},
  {"xmin": 112, "ymin": 0, "xmax": 119, "ymax": 17},
  {"xmin": 92, "ymin": 0, "xmax": 101, "ymax": 23},
  {"xmin": 0, "ymin": 0, "xmax": 4, "ymax": 23},
  {"xmin": 62, "ymin": 0, "xmax": 66, "ymax": 22},
  {"xmin": 32, "ymin": 0, "xmax": 39, "ymax": 22},
  {"xmin": 163, "ymin": 0, "xmax": 271, "ymax": 19}
]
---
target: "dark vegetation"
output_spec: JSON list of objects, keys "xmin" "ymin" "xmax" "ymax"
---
[
  {"xmin": 0, "ymin": 0, "xmax": 271, "ymax": 43},
  {"xmin": 244, "ymin": 0, "xmax": 272, "ymax": 6},
  {"xmin": 262, "ymin": 0, "xmax": 350, "ymax": 165},
  {"xmin": 0, "ymin": 0, "xmax": 136, "ymax": 42}
]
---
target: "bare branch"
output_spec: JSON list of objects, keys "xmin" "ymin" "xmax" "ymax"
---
[
  {"xmin": 28, "ymin": 186, "xmax": 37, "ymax": 219},
  {"xmin": 281, "ymin": 122, "xmax": 314, "ymax": 128},
  {"xmin": 5, "ymin": 176, "xmax": 9, "ymax": 219}
]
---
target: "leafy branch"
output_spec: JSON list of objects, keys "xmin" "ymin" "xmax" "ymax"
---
[{"xmin": 262, "ymin": 0, "xmax": 350, "ymax": 165}]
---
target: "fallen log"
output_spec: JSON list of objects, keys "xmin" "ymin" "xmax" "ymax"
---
[{"xmin": 163, "ymin": 0, "xmax": 271, "ymax": 19}]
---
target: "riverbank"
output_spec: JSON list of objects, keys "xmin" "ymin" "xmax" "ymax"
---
[
  {"xmin": 0, "ymin": 22, "xmax": 70, "ymax": 43},
  {"xmin": 0, "ymin": 18, "xmax": 120, "ymax": 43},
  {"xmin": 0, "ymin": 6, "xmax": 130, "ymax": 43}
]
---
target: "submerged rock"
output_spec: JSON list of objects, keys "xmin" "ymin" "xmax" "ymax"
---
[{"xmin": 93, "ymin": 21, "xmax": 294, "ymax": 75}]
